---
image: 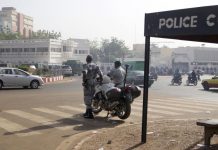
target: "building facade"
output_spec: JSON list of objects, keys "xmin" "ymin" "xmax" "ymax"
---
[
  {"xmin": 172, "ymin": 47, "xmax": 218, "ymax": 74},
  {"xmin": 0, "ymin": 7, "xmax": 33, "ymax": 38},
  {"xmin": 0, "ymin": 39, "xmax": 62, "ymax": 66},
  {"xmin": 132, "ymin": 44, "xmax": 172, "ymax": 68},
  {"xmin": 132, "ymin": 43, "xmax": 218, "ymax": 74},
  {"xmin": 0, "ymin": 38, "xmax": 90, "ymax": 67},
  {"xmin": 70, "ymin": 39, "xmax": 90, "ymax": 63}
]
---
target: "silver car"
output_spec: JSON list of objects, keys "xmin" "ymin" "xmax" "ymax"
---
[{"xmin": 0, "ymin": 67, "xmax": 44, "ymax": 89}]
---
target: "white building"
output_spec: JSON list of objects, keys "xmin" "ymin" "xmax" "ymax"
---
[
  {"xmin": 0, "ymin": 38, "xmax": 90, "ymax": 67},
  {"xmin": 69, "ymin": 39, "xmax": 90, "ymax": 63},
  {"xmin": 132, "ymin": 44, "xmax": 173, "ymax": 68},
  {"xmin": 0, "ymin": 39, "xmax": 62, "ymax": 66},
  {"xmin": 172, "ymin": 47, "xmax": 218, "ymax": 74},
  {"xmin": 62, "ymin": 39, "xmax": 75, "ymax": 61}
]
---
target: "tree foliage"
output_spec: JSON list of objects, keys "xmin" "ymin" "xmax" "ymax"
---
[
  {"xmin": 32, "ymin": 30, "xmax": 61, "ymax": 39},
  {"xmin": 90, "ymin": 37, "xmax": 129, "ymax": 63},
  {"xmin": 0, "ymin": 27, "xmax": 61, "ymax": 40},
  {"xmin": 0, "ymin": 32, "xmax": 21, "ymax": 40}
]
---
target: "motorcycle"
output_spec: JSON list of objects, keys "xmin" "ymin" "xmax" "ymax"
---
[
  {"xmin": 91, "ymin": 65, "xmax": 141, "ymax": 120},
  {"xmin": 186, "ymin": 74, "xmax": 197, "ymax": 86},
  {"xmin": 171, "ymin": 75, "xmax": 182, "ymax": 85}
]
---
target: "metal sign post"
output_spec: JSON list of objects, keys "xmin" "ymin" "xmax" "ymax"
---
[
  {"xmin": 142, "ymin": 4, "xmax": 218, "ymax": 145},
  {"xmin": 141, "ymin": 35, "xmax": 150, "ymax": 143}
]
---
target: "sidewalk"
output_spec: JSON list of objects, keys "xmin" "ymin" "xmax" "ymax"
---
[{"xmin": 56, "ymin": 119, "xmax": 218, "ymax": 150}]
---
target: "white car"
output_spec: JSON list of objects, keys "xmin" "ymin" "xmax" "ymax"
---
[
  {"xmin": 62, "ymin": 65, "xmax": 72, "ymax": 76},
  {"xmin": 0, "ymin": 67, "xmax": 44, "ymax": 89}
]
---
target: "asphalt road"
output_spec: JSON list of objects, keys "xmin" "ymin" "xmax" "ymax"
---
[{"xmin": 0, "ymin": 75, "xmax": 218, "ymax": 150}]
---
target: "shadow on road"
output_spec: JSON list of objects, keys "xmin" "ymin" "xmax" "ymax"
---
[
  {"xmin": 3, "ymin": 113, "xmax": 125, "ymax": 136},
  {"xmin": 198, "ymin": 89, "xmax": 218, "ymax": 93}
]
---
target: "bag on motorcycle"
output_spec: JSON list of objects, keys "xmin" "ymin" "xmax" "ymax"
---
[
  {"xmin": 105, "ymin": 87, "xmax": 121, "ymax": 100},
  {"xmin": 128, "ymin": 85, "xmax": 141, "ymax": 99}
]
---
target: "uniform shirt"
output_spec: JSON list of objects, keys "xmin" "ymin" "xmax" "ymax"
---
[
  {"xmin": 83, "ymin": 62, "xmax": 102, "ymax": 80},
  {"xmin": 108, "ymin": 66, "xmax": 126, "ymax": 85}
]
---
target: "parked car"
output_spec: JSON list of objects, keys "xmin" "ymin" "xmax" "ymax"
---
[
  {"xmin": 0, "ymin": 67, "xmax": 44, "ymax": 89},
  {"xmin": 61, "ymin": 65, "xmax": 72, "ymax": 76},
  {"xmin": 126, "ymin": 70, "xmax": 154, "ymax": 87},
  {"xmin": 201, "ymin": 76, "xmax": 218, "ymax": 90}
]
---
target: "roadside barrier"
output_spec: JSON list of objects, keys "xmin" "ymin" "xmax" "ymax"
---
[{"xmin": 42, "ymin": 76, "xmax": 63, "ymax": 83}]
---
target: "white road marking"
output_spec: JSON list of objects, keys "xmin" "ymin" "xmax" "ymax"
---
[
  {"xmin": 148, "ymin": 101, "xmax": 215, "ymax": 111},
  {"xmin": 131, "ymin": 105, "xmax": 181, "ymax": 115},
  {"xmin": 58, "ymin": 106, "xmax": 84, "ymax": 112},
  {"xmin": 0, "ymin": 117, "xmax": 40, "ymax": 136},
  {"xmin": 152, "ymin": 98, "xmax": 218, "ymax": 109},
  {"xmin": 32, "ymin": 108, "xmax": 72, "ymax": 118},
  {"xmin": 5, "ymin": 110, "xmax": 73, "ymax": 130}
]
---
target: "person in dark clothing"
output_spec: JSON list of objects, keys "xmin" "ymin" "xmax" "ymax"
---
[
  {"xmin": 173, "ymin": 69, "xmax": 182, "ymax": 80},
  {"xmin": 191, "ymin": 70, "xmax": 197, "ymax": 81}
]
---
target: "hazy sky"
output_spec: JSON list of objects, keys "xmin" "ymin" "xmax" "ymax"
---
[{"xmin": 1, "ymin": 0, "xmax": 218, "ymax": 48}]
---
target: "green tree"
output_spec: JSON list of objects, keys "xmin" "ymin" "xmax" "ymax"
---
[
  {"xmin": 32, "ymin": 30, "xmax": 61, "ymax": 39},
  {"xmin": 100, "ymin": 37, "xmax": 129, "ymax": 63},
  {"xmin": 0, "ymin": 32, "xmax": 21, "ymax": 40},
  {"xmin": 89, "ymin": 37, "xmax": 129, "ymax": 63},
  {"xmin": 89, "ymin": 40, "xmax": 100, "ymax": 62}
]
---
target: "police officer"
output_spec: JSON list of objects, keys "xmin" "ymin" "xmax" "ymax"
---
[
  {"xmin": 107, "ymin": 61, "xmax": 126, "ymax": 87},
  {"xmin": 82, "ymin": 55, "xmax": 103, "ymax": 119}
]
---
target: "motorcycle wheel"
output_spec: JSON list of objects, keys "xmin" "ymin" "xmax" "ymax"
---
[
  {"xmin": 171, "ymin": 80, "xmax": 174, "ymax": 85},
  {"xmin": 92, "ymin": 100, "xmax": 102, "ymax": 114},
  {"xmin": 117, "ymin": 101, "xmax": 131, "ymax": 120}
]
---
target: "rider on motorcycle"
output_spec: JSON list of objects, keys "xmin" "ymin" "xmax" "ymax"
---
[
  {"xmin": 173, "ymin": 69, "xmax": 182, "ymax": 82},
  {"xmin": 107, "ymin": 61, "xmax": 126, "ymax": 88},
  {"xmin": 189, "ymin": 70, "xmax": 197, "ymax": 82}
]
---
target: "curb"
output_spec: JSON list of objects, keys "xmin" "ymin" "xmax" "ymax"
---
[
  {"xmin": 56, "ymin": 118, "xmax": 198, "ymax": 150},
  {"xmin": 55, "ymin": 130, "xmax": 97, "ymax": 150},
  {"xmin": 56, "ymin": 123, "xmax": 141, "ymax": 150}
]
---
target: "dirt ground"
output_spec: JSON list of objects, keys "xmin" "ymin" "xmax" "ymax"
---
[{"xmin": 79, "ymin": 119, "xmax": 218, "ymax": 150}]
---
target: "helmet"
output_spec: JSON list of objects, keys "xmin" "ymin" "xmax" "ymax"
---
[{"xmin": 86, "ymin": 55, "xmax": 93, "ymax": 63}]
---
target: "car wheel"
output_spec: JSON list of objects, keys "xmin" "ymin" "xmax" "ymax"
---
[
  {"xmin": 30, "ymin": 80, "xmax": 39, "ymax": 89},
  {"xmin": 0, "ymin": 80, "xmax": 3, "ymax": 89},
  {"xmin": 203, "ymin": 82, "xmax": 209, "ymax": 91}
]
